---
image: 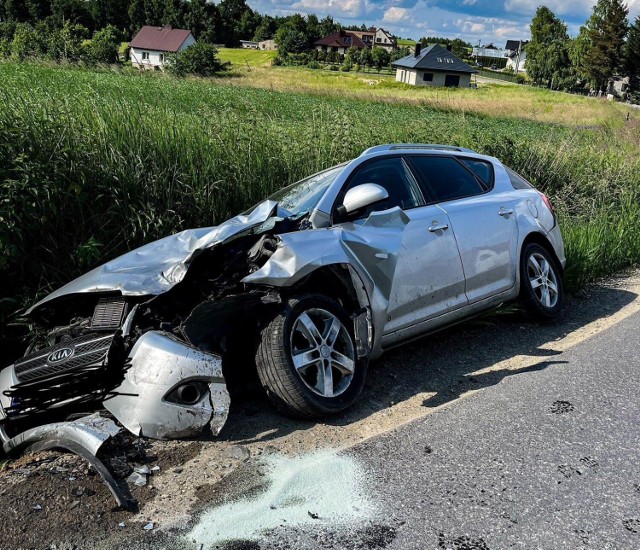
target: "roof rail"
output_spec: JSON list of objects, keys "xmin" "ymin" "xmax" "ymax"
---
[{"xmin": 360, "ymin": 144, "xmax": 477, "ymax": 156}]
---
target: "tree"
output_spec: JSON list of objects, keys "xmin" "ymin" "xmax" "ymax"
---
[
  {"xmin": 625, "ymin": 16, "xmax": 640, "ymax": 98},
  {"xmin": 360, "ymin": 46, "xmax": 372, "ymax": 69},
  {"xmin": 168, "ymin": 41, "xmax": 224, "ymax": 76},
  {"xmin": 345, "ymin": 45, "xmax": 360, "ymax": 66},
  {"xmin": 582, "ymin": 0, "xmax": 629, "ymax": 92},
  {"xmin": 10, "ymin": 22, "xmax": 44, "ymax": 59},
  {"xmin": 46, "ymin": 20, "xmax": 88, "ymax": 60},
  {"xmin": 371, "ymin": 46, "xmax": 390, "ymax": 72},
  {"xmin": 275, "ymin": 26, "xmax": 307, "ymax": 56},
  {"xmin": 526, "ymin": 6, "xmax": 572, "ymax": 89},
  {"xmin": 85, "ymin": 24, "xmax": 120, "ymax": 63},
  {"xmin": 185, "ymin": 0, "xmax": 221, "ymax": 43}
]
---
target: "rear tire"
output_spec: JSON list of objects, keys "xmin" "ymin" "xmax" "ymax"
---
[
  {"xmin": 519, "ymin": 243, "xmax": 564, "ymax": 319},
  {"xmin": 255, "ymin": 294, "xmax": 367, "ymax": 418}
]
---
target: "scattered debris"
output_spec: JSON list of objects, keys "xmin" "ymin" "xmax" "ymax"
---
[
  {"xmin": 424, "ymin": 445, "xmax": 433, "ymax": 455},
  {"xmin": 549, "ymin": 400, "xmax": 575, "ymax": 414},
  {"xmin": 143, "ymin": 522, "xmax": 155, "ymax": 530},
  {"xmin": 623, "ymin": 518, "xmax": 640, "ymax": 534},
  {"xmin": 308, "ymin": 511, "xmax": 320, "ymax": 519},
  {"xmin": 118, "ymin": 522, "xmax": 126, "ymax": 528},
  {"xmin": 438, "ymin": 533, "xmax": 490, "ymax": 550},
  {"xmin": 33, "ymin": 504, "xmax": 42, "ymax": 511},
  {"xmin": 127, "ymin": 471, "xmax": 148, "ymax": 487}
]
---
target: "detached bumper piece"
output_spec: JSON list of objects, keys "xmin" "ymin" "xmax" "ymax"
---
[{"xmin": 3, "ymin": 414, "xmax": 136, "ymax": 510}]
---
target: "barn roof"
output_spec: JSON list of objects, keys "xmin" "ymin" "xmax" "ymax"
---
[{"xmin": 129, "ymin": 26, "xmax": 193, "ymax": 52}]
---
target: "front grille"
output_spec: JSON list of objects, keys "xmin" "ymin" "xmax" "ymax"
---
[
  {"xmin": 14, "ymin": 333, "xmax": 114, "ymax": 383},
  {"xmin": 91, "ymin": 297, "xmax": 127, "ymax": 330}
]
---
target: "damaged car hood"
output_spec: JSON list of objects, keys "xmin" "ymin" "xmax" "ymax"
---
[{"xmin": 27, "ymin": 201, "xmax": 280, "ymax": 315}]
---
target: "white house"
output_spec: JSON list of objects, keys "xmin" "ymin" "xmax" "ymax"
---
[
  {"xmin": 373, "ymin": 28, "xmax": 396, "ymax": 52},
  {"xmin": 129, "ymin": 26, "xmax": 196, "ymax": 69},
  {"xmin": 392, "ymin": 43, "xmax": 477, "ymax": 88},
  {"xmin": 259, "ymin": 39, "xmax": 277, "ymax": 51},
  {"xmin": 240, "ymin": 40, "xmax": 259, "ymax": 49}
]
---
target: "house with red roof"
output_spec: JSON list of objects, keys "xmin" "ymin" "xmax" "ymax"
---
[
  {"xmin": 314, "ymin": 28, "xmax": 397, "ymax": 56},
  {"xmin": 129, "ymin": 26, "xmax": 196, "ymax": 69}
]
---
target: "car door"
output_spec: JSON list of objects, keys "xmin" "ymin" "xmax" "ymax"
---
[
  {"xmin": 407, "ymin": 155, "xmax": 519, "ymax": 304},
  {"xmin": 333, "ymin": 156, "xmax": 468, "ymax": 338}
]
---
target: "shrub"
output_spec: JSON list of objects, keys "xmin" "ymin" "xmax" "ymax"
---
[
  {"xmin": 86, "ymin": 25, "xmax": 121, "ymax": 64},
  {"xmin": 168, "ymin": 42, "xmax": 224, "ymax": 77}
]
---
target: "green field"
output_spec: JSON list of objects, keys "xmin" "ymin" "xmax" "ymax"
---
[
  {"xmin": 216, "ymin": 47, "xmax": 278, "ymax": 67},
  {"xmin": 1, "ymin": 61, "xmax": 639, "ymax": 333}
]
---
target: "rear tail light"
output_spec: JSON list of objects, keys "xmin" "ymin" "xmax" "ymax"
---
[{"xmin": 540, "ymin": 192, "xmax": 555, "ymax": 216}]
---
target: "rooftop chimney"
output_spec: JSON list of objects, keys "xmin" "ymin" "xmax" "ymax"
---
[
  {"xmin": 414, "ymin": 43, "xmax": 422, "ymax": 57},
  {"xmin": 446, "ymin": 43, "xmax": 452, "ymax": 52}
]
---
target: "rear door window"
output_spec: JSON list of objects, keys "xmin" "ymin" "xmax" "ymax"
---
[{"xmin": 407, "ymin": 156, "xmax": 486, "ymax": 203}]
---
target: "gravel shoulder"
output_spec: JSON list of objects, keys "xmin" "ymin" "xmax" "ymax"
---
[{"xmin": 2, "ymin": 271, "xmax": 640, "ymax": 549}]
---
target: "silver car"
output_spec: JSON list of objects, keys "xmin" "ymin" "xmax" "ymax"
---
[{"xmin": 0, "ymin": 144, "xmax": 565, "ymax": 450}]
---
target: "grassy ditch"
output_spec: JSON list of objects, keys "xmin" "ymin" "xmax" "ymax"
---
[{"xmin": 1, "ymin": 62, "xmax": 639, "ymax": 340}]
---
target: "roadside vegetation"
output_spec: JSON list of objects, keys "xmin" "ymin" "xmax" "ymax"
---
[{"xmin": 1, "ymin": 61, "xmax": 639, "ymax": 340}]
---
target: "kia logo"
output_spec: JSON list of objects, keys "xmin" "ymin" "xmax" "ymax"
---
[{"xmin": 47, "ymin": 347, "xmax": 74, "ymax": 363}]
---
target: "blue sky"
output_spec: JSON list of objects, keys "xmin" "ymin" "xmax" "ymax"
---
[{"xmin": 247, "ymin": 0, "xmax": 640, "ymax": 45}]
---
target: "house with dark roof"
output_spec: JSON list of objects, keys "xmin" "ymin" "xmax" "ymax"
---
[
  {"xmin": 392, "ymin": 43, "xmax": 477, "ymax": 88},
  {"xmin": 129, "ymin": 26, "xmax": 196, "ymax": 69},
  {"xmin": 314, "ymin": 31, "xmax": 368, "ymax": 55}
]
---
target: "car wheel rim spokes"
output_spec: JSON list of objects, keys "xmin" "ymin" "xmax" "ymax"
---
[
  {"xmin": 291, "ymin": 308, "xmax": 355, "ymax": 398},
  {"xmin": 527, "ymin": 252, "xmax": 558, "ymax": 308}
]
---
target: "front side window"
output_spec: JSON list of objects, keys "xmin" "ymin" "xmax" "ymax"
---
[
  {"xmin": 159, "ymin": 53, "xmax": 165, "ymax": 63},
  {"xmin": 423, "ymin": 72, "xmax": 433, "ymax": 82},
  {"xmin": 335, "ymin": 156, "xmax": 424, "ymax": 220},
  {"xmin": 408, "ymin": 156, "xmax": 486, "ymax": 203},
  {"xmin": 142, "ymin": 51, "xmax": 149, "ymax": 60}
]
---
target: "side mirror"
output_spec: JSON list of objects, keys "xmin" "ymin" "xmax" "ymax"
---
[{"xmin": 338, "ymin": 183, "xmax": 389, "ymax": 217}]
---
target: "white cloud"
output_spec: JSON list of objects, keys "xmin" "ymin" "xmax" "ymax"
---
[
  {"xmin": 462, "ymin": 0, "xmax": 477, "ymax": 5},
  {"xmin": 383, "ymin": 7, "xmax": 411, "ymax": 22},
  {"xmin": 291, "ymin": 0, "xmax": 372, "ymax": 18}
]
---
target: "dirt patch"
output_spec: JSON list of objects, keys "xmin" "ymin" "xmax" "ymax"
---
[{"xmin": 550, "ymin": 400, "xmax": 575, "ymax": 414}]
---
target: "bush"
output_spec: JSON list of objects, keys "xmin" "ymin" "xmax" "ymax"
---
[
  {"xmin": 168, "ymin": 42, "xmax": 224, "ymax": 77},
  {"xmin": 329, "ymin": 65, "xmax": 339, "ymax": 71},
  {"xmin": 307, "ymin": 60, "xmax": 320, "ymax": 69},
  {"xmin": 86, "ymin": 25, "xmax": 121, "ymax": 64},
  {"xmin": 340, "ymin": 62, "xmax": 352, "ymax": 72}
]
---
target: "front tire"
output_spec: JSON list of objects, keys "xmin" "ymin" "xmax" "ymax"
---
[
  {"xmin": 255, "ymin": 294, "xmax": 367, "ymax": 418},
  {"xmin": 519, "ymin": 243, "xmax": 564, "ymax": 319}
]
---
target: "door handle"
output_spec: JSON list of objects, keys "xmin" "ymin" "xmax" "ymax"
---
[
  {"xmin": 428, "ymin": 223, "xmax": 449, "ymax": 233},
  {"xmin": 499, "ymin": 208, "xmax": 514, "ymax": 216}
]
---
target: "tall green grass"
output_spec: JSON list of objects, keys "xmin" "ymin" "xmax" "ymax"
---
[{"xmin": 1, "ymin": 61, "xmax": 639, "ymax": 328}]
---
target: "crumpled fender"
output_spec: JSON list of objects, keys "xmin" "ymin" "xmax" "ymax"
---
[{"xmin": 243, "ymin": 208, "xmax": 411, "ymax": 357}]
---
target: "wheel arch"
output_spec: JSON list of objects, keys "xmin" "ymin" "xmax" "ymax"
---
[
  {"xmin": 520, "ymin": 231, "xmax": 564, "ymax": 274},
  {"xmin": 283, "ymin": 263, "xmax": 374, "ymax": 358}
]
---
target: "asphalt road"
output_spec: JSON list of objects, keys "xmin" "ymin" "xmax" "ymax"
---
[{"xmin": 264, "ymin": 306, "xmax": 640, "ymax": 549}]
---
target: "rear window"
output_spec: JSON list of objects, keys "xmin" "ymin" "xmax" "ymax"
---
[
  {"xmin": 458, "ymin": 158, "xmax": 493, "ymax": 189},
  {"xmin": 505, "ymin": 166, "xmax": 534, "ymax": 190}
]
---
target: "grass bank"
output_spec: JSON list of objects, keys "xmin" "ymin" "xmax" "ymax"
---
[{"xmin": 1, "ymin": 61, "xmax": 639, "ymax": 332}]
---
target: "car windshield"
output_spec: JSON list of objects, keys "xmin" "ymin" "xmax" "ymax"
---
[{"xmin": 268, "ymin": 164, "xmax": 345, "ymax": 216}]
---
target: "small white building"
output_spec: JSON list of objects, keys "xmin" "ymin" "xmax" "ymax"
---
[
  {"xmin": 240, "ymin": 40, "xmax": 259, "ymax": 49},
  {"xmin": 259, "ymin": 39, "xmax": 276, "ymax": 51},
  {"xmin": 392, "ymin": 43, "xmax": 477, "ymax": 88},
  {"xmin": 129, "ymin": 26, "xmax": 196, "ymax": 69}
]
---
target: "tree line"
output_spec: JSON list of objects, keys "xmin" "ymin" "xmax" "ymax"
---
[{"xmin": 527, "ymin": 0, "xmax": 639, "ymax": 99}]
